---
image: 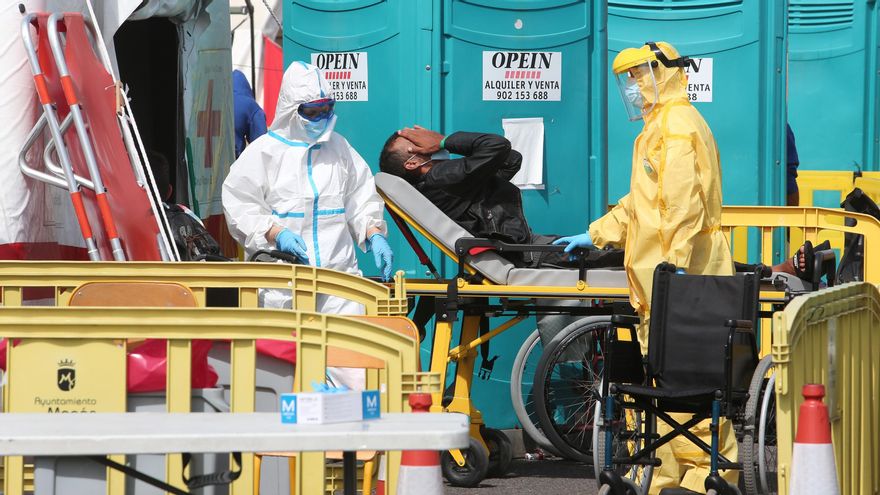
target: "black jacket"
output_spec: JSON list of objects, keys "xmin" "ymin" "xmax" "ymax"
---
[{"xmin": 416, "ymin": 132, "xmax": 532, "ymax": 245}]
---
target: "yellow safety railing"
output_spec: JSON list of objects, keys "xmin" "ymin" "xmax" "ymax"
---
[
  {"xmin": 0, "ymin": 261, "xmax": 407, "ymax": 315},
  {"xmin": 794, "ymin": 171, "xmax": 880, "ymax": 254},
  {"xmin": 720, "ymin": 206, "xmax": 880, "ymax": 280},
  {"xmin": 0, "ymin": 306, "xmax": 434, "ymax": 495},
  {"xmin": 720, "ymin": 206, "xmax": 880, "ymax": 355},
  {"xmin": 797, "ymin": 170, "xmax": 880, "ymax": 207},
  {"xmin": 771, "ymin": 283, "xmax": 880, "ymax": 495},
  {"xmin": 0, "ymin": 262, "xmax": 414, "ymax": 494}
]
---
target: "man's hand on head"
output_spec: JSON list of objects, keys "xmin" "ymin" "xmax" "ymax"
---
[{"xmin": 398, "ymin": 125, "xmax": 444, "ymax": 154}]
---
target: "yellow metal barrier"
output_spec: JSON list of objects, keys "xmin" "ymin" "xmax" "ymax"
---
[
  {"xmin": 797, "ymin": 170, "xmax": 880, "ymax": 207},
  {"xmin": 771, "ymin": 283, "xmax": 880, "ymax": 495},
  {"xmin": 0, "ymin": 306, "xmax": 434, "ymax": 495},
  {"xmin": 0, "ymin": 261, "xmax": 407, "ymax": 315},
  {"xmin": 720, "ymin": 206, "xmax": 880, "ymax": 279},
  {"xmin": 0, "ymin": 262, "xmax": 412, "ymax": 494},
  {"xmin": 794, "ymin": 171, "xmax": 880, "ymax": 254},
  {"xmin": 720, "ymin": 206, "xmax": 880, "ymax": 356}
]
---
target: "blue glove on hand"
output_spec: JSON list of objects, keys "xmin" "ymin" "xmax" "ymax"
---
[
  {"xmin": 369, "ymin": 233, "xmax": 394, "ymax": 281},
  {"xmin": 552, "ymin": 232, "xmax": 594, "ymax": 253},
  {"xmin": 275, "ymin": 229, "xmax": 309, "ymax": 264}
]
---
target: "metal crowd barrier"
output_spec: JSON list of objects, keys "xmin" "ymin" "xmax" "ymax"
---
[
  {"xmin": 720, "ymin": 206, "xmax": 880, "ymax": 356},
  {"xmin": 772, "ymin": 283, "xmax": 880, "ymax": 495},
  {"xmin": 0, "ymin": 262, "xmax": 418, "ymax": 494},
  {"xmin": 0, "ymin": 306, "xmax": 432, "ymax": 495},
  {"xmin": 0, "ymin": 261, "xmax": 408, "ymax": 315},
  {"xmin": 794, "ymin": 171, "xmax": 880, "ymax": 254}
]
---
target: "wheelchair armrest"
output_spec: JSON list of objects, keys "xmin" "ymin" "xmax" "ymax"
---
[
  {"xmin": 611, "ymin": 314, "xmax": 640, "ymax": 327},
  {"xmin": 724, "ymin": 319, "xmax": 753, "ymax": 330}
]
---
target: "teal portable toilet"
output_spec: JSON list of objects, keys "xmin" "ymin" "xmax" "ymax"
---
[
  {"xmin": 607, "ymin": 1, "xmax": 788, "ymax": 210},
  {"xmin": 283, "ymin": 0, "xmax": 440, "ymax": 278},
  {"xmin": 437, "ymin": 0, "xmax": 607, "ymax": 429},
  {"xmin": 788, "ymin": 0, "xmax": 880, "ymax": 171},
  {"xmin": 440, "ymin": 0, "xmax": 608, "ymax": 233},
  {"xmin": 284, "ymin": 0, "xmax": 607, "ymax": 429}
]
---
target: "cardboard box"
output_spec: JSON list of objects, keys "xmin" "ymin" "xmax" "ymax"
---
[{"xmin": 280, "ymin": 390, "xmax": 381, "ymax": 424}]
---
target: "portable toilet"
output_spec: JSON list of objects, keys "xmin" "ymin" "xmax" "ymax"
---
[
  {"xmin": 436, "ymin": 0, "xmax": 607, "ymax": 429},
  {"xmin": 607, "ymin": 1, "xmax": 789, "ymax": 211},
  {"xmin": 284, "ymin": 0, "xmax": 607, "ymax": 278},
  {"xmin": 283, "ymin": 1, "xmax": 440, "ymax": 278},
  {"xmin": 787, "ymin": 0, "xmax": 880, "ymax": 172},
  {"xmin": 439, "ymin": 0, "xmax": 608, "ymax": 238},
  {"xmin": 284, "ymin": 0, "xmax": 608, "ymax": 429}
]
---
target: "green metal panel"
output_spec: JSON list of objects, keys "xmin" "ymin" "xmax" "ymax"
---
[
  {"xmin": 788, "ymin": 0, "xmax": 880, "ymax": 171},
  {"xmin": 608, "ymin": 1, "xmax": 788, "ymax": 210},
  {"xmin": 284, "ymin": 0, "xmax": 440, "ymax": 277}
]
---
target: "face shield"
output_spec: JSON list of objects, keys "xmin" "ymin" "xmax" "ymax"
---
[{"xmin": 614, "ymin": 61, "xmax": 659, "ymax": 122}]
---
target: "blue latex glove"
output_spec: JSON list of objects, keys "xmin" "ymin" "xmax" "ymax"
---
[
  {"xmin": 368, "ymin": 233, "xmax": 394, "ymax": 281},
  {"xmin": 552, "ymin": 232, "xmax": 594, "ymax": 253},
  {"xmin": 275, "ymin": 229, "xmax": 309, "ymax": 264}
]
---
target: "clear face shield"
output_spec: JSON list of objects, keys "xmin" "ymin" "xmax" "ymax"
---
[{"xmin": 615, "ymin": 61, "xmax": 659, "ymax": 121}]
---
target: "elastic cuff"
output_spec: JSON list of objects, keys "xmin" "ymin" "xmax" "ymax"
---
[{"xmin": 439, "ymin": 136, "xmax": 447, "ymax": 149}]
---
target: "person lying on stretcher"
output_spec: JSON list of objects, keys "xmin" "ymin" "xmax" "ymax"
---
[
  {"xmin": 378, "ymin": 126, "xmax": 623, "ymax": 269},
  {"xmin": 378, "ymin": 126, "xmax": 831, "ymax": 286}
]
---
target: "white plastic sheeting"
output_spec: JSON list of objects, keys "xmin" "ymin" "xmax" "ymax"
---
[{"xmin": 0, "ymin": 0, "xmax": 84, "ymax": 259}]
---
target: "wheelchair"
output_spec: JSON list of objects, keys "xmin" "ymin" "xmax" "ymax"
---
[{"xmin": 583, "ymin": 263, "xmax": 775, "ymax": 495}]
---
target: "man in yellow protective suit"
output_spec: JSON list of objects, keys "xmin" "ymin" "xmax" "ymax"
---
[{"xmin": 554, "ymin": 41, "xmax": 737, "ymax": 493}]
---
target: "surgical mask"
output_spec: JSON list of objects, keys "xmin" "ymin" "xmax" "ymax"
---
[
  {"xmin": 624, "ymin": 77, "xmax": 643, "ymax": 108},
  {"xmin": 301, "ymin": 114, "xmax": 332, "ymax": 140},
  {"xmin": 431, "ymin": 150, "xmax": 450, "ymax": 161},
  {"xmin": 408, "ymin": 150, "xmax": 450, "ymax": 168}
]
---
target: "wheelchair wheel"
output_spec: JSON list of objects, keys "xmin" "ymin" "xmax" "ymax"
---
[
  {"xmin": 534, "ymin": 316, "xmax": 612, "ymax": 462},
  {"xmin": 741, "ymin": 355, "xmax": 778, "ymax": 495},
  {"xmin": 593, "ymin": 390, "xmax": 655, "ymax": 494},
  {"xmin": 441, "ymin": 437, "xmax": 490, "ymax": 487},
  {"xmin": 510, "ymin": 329, "xmax": 560, "ymax": 455},
  {"xmin": 484, "ymin": 427, "xmax": 513, "ymax": 477}
]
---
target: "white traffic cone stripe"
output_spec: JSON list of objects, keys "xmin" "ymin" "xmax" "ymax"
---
[
  {"xmin": 397, "ymin": 465, "xmax": 443, "ymax": 494},
  {"xmin": 790, "ymin": 384, "xmax": 839, "ymax": 495},
  {"xmin": 790, "ymin": 443, "xmax": 839, "ymax": 495}
]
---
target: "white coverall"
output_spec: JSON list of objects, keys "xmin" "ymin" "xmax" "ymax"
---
[{"xmin": 222, "ymin": 61, "xmax": 387, "ymax": 316}]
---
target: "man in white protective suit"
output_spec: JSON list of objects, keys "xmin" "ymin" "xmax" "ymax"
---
[{"xmin": 222, "ymin": 61, "xmax": 394, "ymax": 316}]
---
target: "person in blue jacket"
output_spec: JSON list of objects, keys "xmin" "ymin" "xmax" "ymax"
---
[
  {"xmin": 786, "ymin": 123, "xmax": 800, "ymax": 206},
  {"xmin": 232, "ymin": 70, "xmax": 267, "ymax": 157}
]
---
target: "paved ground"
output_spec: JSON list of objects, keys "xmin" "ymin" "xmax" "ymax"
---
[{"xmin": 445, "ymin": 457, "xmax": 599, "ymax": 495}]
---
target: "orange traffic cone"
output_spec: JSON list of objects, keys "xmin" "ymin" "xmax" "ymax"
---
[
  {"xmin": 396, "ymin": 393, "xmax": 443, "ymax": 494},
  {"xmin": 790, "ymin": 384, "xmax": 839, "ymax": 495},
  {"xmin": 375, "ymin": 453, "xmax": 386, "ymax": 495}
]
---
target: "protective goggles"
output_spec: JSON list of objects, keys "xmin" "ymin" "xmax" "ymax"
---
[{"xmin": 297, "ymin": 98, "xmax": 335, "ymax": 122}]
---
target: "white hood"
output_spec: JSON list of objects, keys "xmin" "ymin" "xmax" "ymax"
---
[{"xmin": 269, "ymin": 61, "xmax": 336, "ymax": 143}]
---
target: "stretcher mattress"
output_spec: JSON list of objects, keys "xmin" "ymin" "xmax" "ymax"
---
[{"xmin": 375, "ymin": 172, "xmax": 627, "ymax": 288}]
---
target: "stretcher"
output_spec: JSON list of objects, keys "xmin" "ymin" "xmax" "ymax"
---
[
  {"xmin": 18, "ymin": 9, "xmax": 176, "ymax": 261},
  {"xmin": 375, "ymin": 171, "xmax": 880, "ymax": 486}
]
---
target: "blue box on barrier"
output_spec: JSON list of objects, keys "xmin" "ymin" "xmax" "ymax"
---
[{"xmin": 280, "ymin": 390, "xmax": 381, "ymax": 424}]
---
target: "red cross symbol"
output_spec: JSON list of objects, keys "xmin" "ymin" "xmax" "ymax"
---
[{"xmin": 197, "ymin": 80, "xmax": 220, "ymax": 168}]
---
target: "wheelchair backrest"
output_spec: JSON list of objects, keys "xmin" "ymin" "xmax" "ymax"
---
[{"xmin": 647, "ymin": 264, "xmax": 760, "ymax": 395}]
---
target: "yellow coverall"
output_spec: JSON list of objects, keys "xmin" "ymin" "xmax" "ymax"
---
[{"xmin": 589, "ymin": 42, "xmax": 738, "ymax": 494}]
